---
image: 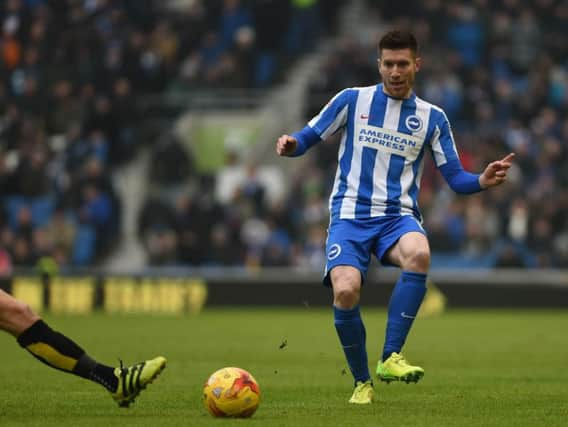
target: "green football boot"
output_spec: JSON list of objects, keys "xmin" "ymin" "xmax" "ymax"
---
[
  {"xmin": 376, "ymin": 352, "xmax": 424, "ymax": 384},
  {"xmin": 111, "ymin": 356, "xmax": 167, "ymax": 407},
  {"xmin": 348, "ymin": 380, "xmax": 375, "ymax": 404}
]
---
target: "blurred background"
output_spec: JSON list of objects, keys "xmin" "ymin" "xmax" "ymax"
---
[{"xmin": 0, "ymin": 0, "xmax": 567, "ymax": 310}]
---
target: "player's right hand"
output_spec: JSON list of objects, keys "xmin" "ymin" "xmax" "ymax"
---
[{"xmin": 276, "ymin": 134, "xmax": 298, "ymax": 156}]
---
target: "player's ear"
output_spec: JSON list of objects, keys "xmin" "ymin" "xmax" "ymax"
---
[{"xmin": 414, "ymin": 56, "xmax": 422, "ymax": 72}]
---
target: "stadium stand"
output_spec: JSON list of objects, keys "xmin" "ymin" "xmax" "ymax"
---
[
  {"xmin": 2, "ymin": 0, "xmax": 567, "ymax": 271},
  {"xmin": 0, "ymin": 0, "xmax": 340, "ymax": 269}
]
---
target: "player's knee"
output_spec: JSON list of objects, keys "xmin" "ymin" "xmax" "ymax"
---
[
  {"xmin": 405, "ymin": 249, "xmax": 430, "ymax": 272},
  {"xmin": 333, "ymin": 287, "xmax": 359, "ymax": 308},
  {"xmin": 331, "ymin": 269, "xmax": 361, "ymax": 308}
]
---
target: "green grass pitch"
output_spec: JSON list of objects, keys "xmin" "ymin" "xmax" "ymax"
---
[{"xmin": 0, "ymin": 308, "xmax": 567, "ymax": 426}]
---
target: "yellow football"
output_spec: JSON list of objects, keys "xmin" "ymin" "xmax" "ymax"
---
[{"xmin": 203, "ymin": 367, "xmax": 260, "ymax": 418}]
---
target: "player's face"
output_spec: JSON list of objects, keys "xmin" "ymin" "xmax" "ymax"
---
[{"xmin": 378, "ymin": 48, "xmax": 421, "ymax": 99}]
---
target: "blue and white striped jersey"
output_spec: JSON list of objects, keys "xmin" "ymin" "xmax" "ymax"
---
[{"xmin": 301, "ymin": 83, "xmax": 470, "ymax": 221}]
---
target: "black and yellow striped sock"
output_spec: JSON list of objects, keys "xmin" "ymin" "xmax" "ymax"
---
[{"xmin": 17, "ymin": 320, "xmax": 118, "ymax": 392}]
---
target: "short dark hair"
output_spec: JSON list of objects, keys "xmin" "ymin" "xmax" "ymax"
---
[{"xmin": 378, "ymin": 30, "xmax": 419, "ymax": 56}]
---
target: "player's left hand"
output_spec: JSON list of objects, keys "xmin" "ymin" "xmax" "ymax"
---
[{"xmin": 479, "ymin": 153, "xmax": 515, "ymax": 188}]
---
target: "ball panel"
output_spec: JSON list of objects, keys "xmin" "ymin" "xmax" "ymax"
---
[
  {"xmin": 203, "ymin": 394, "xmax": 227, "ymax": 417},
  {"xmin": 203, "ymin": 367, "xmax": 260, "ymax": 418}
]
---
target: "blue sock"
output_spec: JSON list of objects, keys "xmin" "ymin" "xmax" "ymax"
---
[
  {"xmin": 382, "ymin": 271, "xmax": 427, "ymax": 362},
  {"xmin": 334, "ymin": 305, "xmax": 370, "ymax": 384}
]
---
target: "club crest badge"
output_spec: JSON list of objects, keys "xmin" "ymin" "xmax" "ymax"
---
[{"xmin": 405, "ymin": 115, "xmax": 423, "ymax": 133}]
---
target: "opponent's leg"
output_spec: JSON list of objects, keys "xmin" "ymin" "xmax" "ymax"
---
[
  {"xmin": 110, "ymin": 356, "xmax": 167, "ymax": 407},
  {"xmin": 16, "ymin": 318, "xmax": 121, "ymax": 390},
  {"xmin": 1, "ymin": 289, "xmax": 166, "ymax": 406},
  {"xmin": 0, "ymin": 288, "xmax": 39, "ymax": 335}
]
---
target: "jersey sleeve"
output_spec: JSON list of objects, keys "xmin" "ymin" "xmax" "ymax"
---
[
  {"xmin": 287, "ymin": 89, "xmax": 352, "ymax": 157},
  {"xmin": 430, "ymin": 111, "xmax": 482, "ymax": 194},
  {"xmin": 307, "ymin": 89, "xmax": 351, "ymax": 140},
  {"xmin": 290, "ymin": 126, "xmax": 321, "ymax": 157},
  {"xmin": 429, "ymin": 111, "xmax": 460, "ymax": 168}
]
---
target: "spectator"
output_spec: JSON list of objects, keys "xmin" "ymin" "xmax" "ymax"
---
[{"xmin": 46, "ymin": 207, "xmax": 77, "ymax": 263}]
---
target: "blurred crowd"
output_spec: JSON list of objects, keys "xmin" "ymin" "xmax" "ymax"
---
[
  {"xmin": 2, "ymin": 0, "xmax": 567, "ymax": 271},
  {"xmin": 0, "ymin": 0, "xmax": 340, "ymax": 272}
]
